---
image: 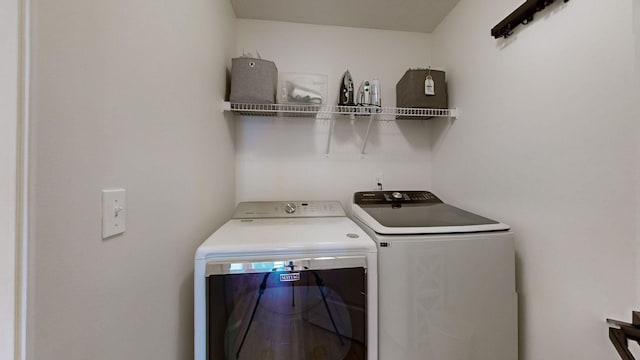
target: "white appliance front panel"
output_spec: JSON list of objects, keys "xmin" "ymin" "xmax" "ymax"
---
[{"xmin": 356, "ymin": 225, "xmax": 517, "ymax": 360}]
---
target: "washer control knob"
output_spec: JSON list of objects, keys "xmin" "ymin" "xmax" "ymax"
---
[
  {"xmin": 285, "ymin": 203, "xmax": 296, "ymax": 214},
  {"xmin": 391, "ymin": 192, "xmax": 403, "ymax": 199}
]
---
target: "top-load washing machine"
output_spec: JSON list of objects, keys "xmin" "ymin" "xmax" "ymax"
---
[
  {"xmin": 195, "ymin": 201, "xmax": 377, "ymax": 360},
  {"xmin": 351, "ymin": 190, "xmax": 517, "ymax": 360}
]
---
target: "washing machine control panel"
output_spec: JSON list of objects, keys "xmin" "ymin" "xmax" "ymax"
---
[
  {"xmin": 232, "ymin": 201, "xmax": 346, "ymax": 218},
  {"xmin": 354, "ymin": 191, "xmax": 442, "ymax": 205}
]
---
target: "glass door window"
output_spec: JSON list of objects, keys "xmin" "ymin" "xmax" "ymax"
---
[{"xmin": 207, "ymin": 260, "xmax": 367, "ymax": 360}]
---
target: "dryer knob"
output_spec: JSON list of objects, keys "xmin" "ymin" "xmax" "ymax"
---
[
  {"xmin": 392, "ymin": 192, "xmax": 403, "ymax": 199},
  {"xmin": 285, "ymin": 203, "xmax": 296, "ymax": 214}
]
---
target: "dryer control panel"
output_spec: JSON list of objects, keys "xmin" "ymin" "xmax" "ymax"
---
[
  {"xmin": 354, "ymin": 191, "xmax": 442, "ymax": 205},
  {"xmin": 232, "ymin": 201, "xmax": 346, "ymax": 219}
]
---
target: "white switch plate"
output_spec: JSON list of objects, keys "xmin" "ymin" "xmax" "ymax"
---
[{"xmin": 102, "ymin": 188, "xmax": 126, "ymax": 239}]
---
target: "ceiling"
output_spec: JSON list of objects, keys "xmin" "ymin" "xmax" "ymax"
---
[{"xmin": 230, "ymin": 0, "xmax": 461, "ymax": 34}]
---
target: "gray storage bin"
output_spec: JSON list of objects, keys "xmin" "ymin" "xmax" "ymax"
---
[
  {"xmin": 229, "ymin": 57, "xmax": 278, "ymax": 104},
  {"xmin": 396, "ymin": 69, "xmax": 448, "ymax": 109}
]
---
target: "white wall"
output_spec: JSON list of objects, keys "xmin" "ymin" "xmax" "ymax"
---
[
  {"xmin": 432, "ymin": 0, "xmax": 637, "ymax": 359},
  {"xmin": 235, "ymin": 20, "xmax": 437, "ymax": 206},
  {"xmin": 1, "ymin": 0, "xmax": 19, "ymax": 358},
  {"xmin": 27, "ymin": 1, "xmax": 236, "ymax": 359}
]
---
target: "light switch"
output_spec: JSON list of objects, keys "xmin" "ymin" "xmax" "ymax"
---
[{"xmin": 102, "ymin": 188, "xmax": 126, "ymax": 239}]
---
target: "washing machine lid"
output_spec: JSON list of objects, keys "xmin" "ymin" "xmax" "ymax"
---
[
  {"xmin": 196, "ymin": 201, "xmax": 377, "ymax": 260},
  {"xmin": 351, "ymin": 191, "xmax": 510, "ymax": 235}
]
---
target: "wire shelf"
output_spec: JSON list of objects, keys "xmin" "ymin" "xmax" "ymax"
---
[
  {"xmin": 223, "ymin": 102, "xmax": 458, "ymax": 120},
  {"xmin": 222, "ymin": 101, "xmax": 458, "ymax": 155}
]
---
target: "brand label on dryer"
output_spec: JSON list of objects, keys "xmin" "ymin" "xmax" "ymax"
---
[{"xmin": 280, "ymin": 273, "xmax": 300, "ymax": 282}]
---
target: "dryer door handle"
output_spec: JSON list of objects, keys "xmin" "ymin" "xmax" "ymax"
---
[{"xmin": 205, "ymin": 256, "xmax": 367, "ymax": 276}]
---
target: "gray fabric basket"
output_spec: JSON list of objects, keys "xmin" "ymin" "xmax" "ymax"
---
[
  {"xmin": 230, "ymin": 57, "xmax": 278, "ymax": 104},
  {"xmin": 396, "ymin": 69, "xmax": 448, "ymax": 109}
]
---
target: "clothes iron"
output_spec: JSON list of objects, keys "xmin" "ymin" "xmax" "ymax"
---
[
  {"xmin": 357, "ymin": 80, "xmax": 371, "ymax": 106},
  {"xmin": 338, "ymin": 70, "xmax": 355, "ymax": 106}
]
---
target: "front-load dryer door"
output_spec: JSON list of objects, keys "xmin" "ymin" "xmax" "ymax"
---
[{"xmin": 205, "ymin": 256, "xmax": 367, "ymax": 360}]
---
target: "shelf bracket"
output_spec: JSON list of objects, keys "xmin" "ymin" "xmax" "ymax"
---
[
  {"xmin": 361, "ymin": 114, "xmax": 376, "ymax": 155},
  {"xmin": 325, "ymin": 118, "xmax": 336, "ymax": 156}
]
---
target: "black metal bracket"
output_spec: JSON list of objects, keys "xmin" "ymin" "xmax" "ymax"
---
[
  {"xmin": 491, "ymin": 0, "xmax": 569, "ymax": 39},
  {"xmin": 607, "ymin": 312, "xmax": 640, "ymax": 360}
]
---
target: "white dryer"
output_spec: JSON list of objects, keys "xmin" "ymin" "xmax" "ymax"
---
[
  {"xmin": 351, "ymin": 191, "xmax": 517, "ymax": 360},
  {"xmin": 195, "ymin": 201, "xmax": 378, "ymax": 360}
]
